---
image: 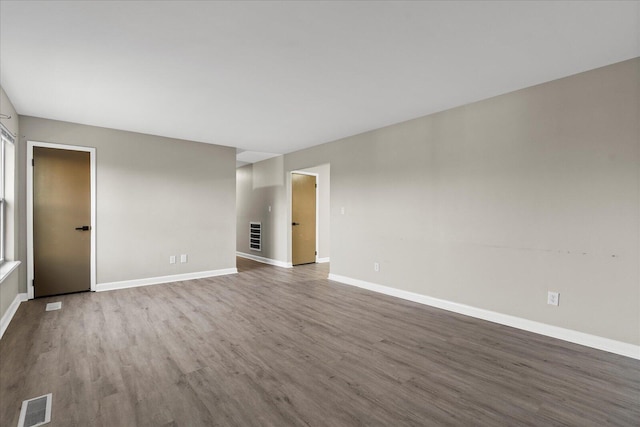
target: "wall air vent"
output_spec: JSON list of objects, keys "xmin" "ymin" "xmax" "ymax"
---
[{"xmin": 250, "ymin": 222, "xmax": 261, "ymax": 252}]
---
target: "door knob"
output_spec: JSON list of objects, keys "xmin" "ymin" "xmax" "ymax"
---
[
  {"xmin": 75, "ymin": 225, "xmax": 91, "ymax": 231},
  {"xmin": 292, "ymin": 222, "xmax": 300, "ymax": 226}
]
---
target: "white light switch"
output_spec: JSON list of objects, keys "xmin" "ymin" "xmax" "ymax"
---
[
  {"xmin": 341, "ymin": 207, "xmax": 345, "ymax": 215},
  {"xmin": 180, "ymin": 254, "xmax": 188, "ymax": 263},
  {"xmin": 169, "ymin": 255, "xmax": 176, "ymax": 264},
  {"xmin": 268, "ymin": 205, "xmax": 272, "ymax": 212}
]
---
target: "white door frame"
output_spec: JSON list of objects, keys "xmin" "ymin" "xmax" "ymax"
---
[
  {"xmin": 27, "ymin": 141, "xmax": 97, "ymax": 299},
  {"xmin": 290, "ymin": 171, "xmax": 319, "ymax": 263}
]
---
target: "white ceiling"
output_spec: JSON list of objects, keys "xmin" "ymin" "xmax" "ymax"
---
[{"xmin": 1, "ymin": 1, "xmax": 638, "ymax": 156}]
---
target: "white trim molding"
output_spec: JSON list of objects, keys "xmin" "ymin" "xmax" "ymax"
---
[
  {"xmin": 328, "ymin": 274, "xmax": 640, "ymax": 360},
  {"xmin": 96, "ymin": 268, "xmax": 238, "ymax": 292},
  {"xmin": 237, "ymin": 251, "xmax": 293, "ymax": 268},
  {"xmin": 27, "ymin": 141, "xmax": 97, "ymax": 299},
  {"xmin": 0, "ymin": 260, "xmax": 20, "ymax": 284},
  {"xmin": 316, "ymin": 257, "xmax": 330, "ymax": 264},
  {"xmin": 0, "ymin": 292, "xmax": 27, "ymax": 339}
]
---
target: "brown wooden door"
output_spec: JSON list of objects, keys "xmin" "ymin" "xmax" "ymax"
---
[
  {"xmin": 292, "ymin": 173, "xmax": 316, "ymax": 265},
  {"xmin": 33, "ymin": 147, "xmax": 91, "ymax": 297}
]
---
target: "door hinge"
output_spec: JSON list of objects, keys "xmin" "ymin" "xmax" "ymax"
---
[
  {"xmin": 315, "ymin": 184, "xmax": 317, "ymax": 188},
  {"xmin": 32, "ymin": 279, "xmax": 35, "ymax": 287},
  {"xmin": 315, "ymin": 251, "xmax": 317, "ymax": 255},
  {"xmin": 32, "ymin": 158, "xmax": 34, "ymax": 166}
]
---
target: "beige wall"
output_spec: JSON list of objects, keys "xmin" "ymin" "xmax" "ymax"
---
[
  {"xmin": 0, "ymin": 271, "xmax": 19, "ymax": 322},
  {"xmin": 240, "ymin": 58, "xmax": 640, "ymax": 345},
  {"xmin": 19, "ymin": 117, "xmax": 237, "ymax": 286},
  {"xmin": 0, "ymin": 86, "xmax": 21, "ymax": 320}
]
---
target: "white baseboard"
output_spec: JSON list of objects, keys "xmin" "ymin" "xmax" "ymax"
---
[
  {"xmin": 96, "ymin": 268, "xmax": 238, "ymax": 292},
  {"xmin": 328, "ymin": 274, "xmax": 640, "ymax": 360},
  {"xmin": 0, "ymin": 292, "xmax": 28, "ymax": 340},
  {"xmin": 316, "ymin": 257, "xmax": 330, "ymax": 264},
  {"xmin": 237, "ymin": 252, "xmax": 293, "ymax": 268}
]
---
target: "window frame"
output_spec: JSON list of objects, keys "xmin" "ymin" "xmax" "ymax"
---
[
  {"xmin": 0, "ymin": 136, "xmax": 4, "ymax": 263},
  {"xmin": 0, "ymin": 124, "xmax": 13, "ymax": 264}
]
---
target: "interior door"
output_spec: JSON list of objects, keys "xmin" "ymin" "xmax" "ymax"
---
[
  {"xmin": 33, "ymin": 147, "xmax": 91, "ymax": 297},
  {"xmin": 292, "ymin": 173, "xmax": 316, "ymax": 265}
]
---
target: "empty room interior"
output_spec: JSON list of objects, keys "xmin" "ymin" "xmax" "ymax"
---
[{"xmin": 0, "ymin": 1, "xmax": 639, "ymax": 426}]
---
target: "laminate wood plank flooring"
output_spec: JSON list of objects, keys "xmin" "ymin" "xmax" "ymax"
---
[{"xmin": 1, "ymin": 257, "xmax": 638, "ymax": 426}]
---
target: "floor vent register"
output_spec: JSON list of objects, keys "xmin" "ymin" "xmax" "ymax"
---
[
  {"xmin": 18, "ymin": 393, "xmax": 52, "ymax": 427},
  {"xmin": 45, "ymin": 302, "xmax": 61, "ymax": 311}
]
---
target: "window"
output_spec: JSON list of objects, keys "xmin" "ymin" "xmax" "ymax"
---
[{"xmin": 0, "ymin": 124, "xmax": 14, "ymax": 264}]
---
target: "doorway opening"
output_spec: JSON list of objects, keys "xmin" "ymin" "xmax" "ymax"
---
[{"xmin": 27, "ymin": 141, "xmax": 96, "ymax": 299}]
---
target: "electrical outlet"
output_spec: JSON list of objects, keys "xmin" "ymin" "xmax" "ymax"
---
[
  {"xmin": 169, "ymin": 255, "xmax": 176, "ymax": 264},
  {"xmin": 374, "ymin": 262, "xmax": 380, "ymax": 272},
  {"xmin": 547, "ymin": 291, "xmax": 559, "ymax": 306},
  {"xmin": 180, "ymin": 254, "xmax": 188, "ymax": 263}
]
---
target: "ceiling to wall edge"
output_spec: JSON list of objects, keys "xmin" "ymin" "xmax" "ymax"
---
[{"xmin": 236, "ymin": 149, "xmax": 281, "ymax": 168}]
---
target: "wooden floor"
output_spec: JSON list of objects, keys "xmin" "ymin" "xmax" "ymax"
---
[{"xmin": 1, "ymin": 258, "xmax": 638, "ymax": 426}]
